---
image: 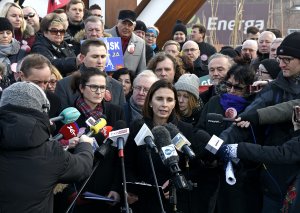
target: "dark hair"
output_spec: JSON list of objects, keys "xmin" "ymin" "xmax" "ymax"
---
[
  {"xmin": 147, "ymin": 52, "xmax": 184, "ymax": 83},
  {"xmin": 52, "ymin": 8, "xmax": 65, "ymax": 14},
  {"xmin": 70, "ymin": 67, "xmax": 107, "ymax": 93},
  {"xmin": 89, "ymin": 4, "xmax": 101, "ymax": 10},
  {"xmin": 143, "ymin": 80, "xmax": 180, "ymax": 120},
  {"xmin": 192, "ymin": 24, "xmax": 206, "ymax": 39},
  {"xmin": 224, "ymin": 64, "xmax": 255, "ymax": 87},
  {"xmin": 66, "ymin": 0, "xmax": 85, "ymax": 11},
  {"xmin": 246, "ymin": 26, "xmax": 259, "ymax": 35},
  {"xmin": 112, "ymin": 67, "xmax": 134, "ymax": 84},
  {"xmin": 20, "ymin": 54, "xmax": 52, "ymax": 77},
  {"xmin": 266, "ymin": 28, "xmax": 282, "ymax": 38},
  {"xmin": 80, "ymin": 39, "xmax": 107, "ymax": 55}
]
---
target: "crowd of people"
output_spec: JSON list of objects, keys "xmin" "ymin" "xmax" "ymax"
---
[{"xmin": 0, "ymin": 0, "xmax": 300, "ymax": 213}]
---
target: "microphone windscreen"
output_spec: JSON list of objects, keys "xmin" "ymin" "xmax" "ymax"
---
[
  {"xmin": 163, "ymin": 123, "xmax": 180, "ymax": 138},
  {"xmin": 90, "ymin": 118, "xmax": 107, "ymax": 134},
  {"xmin": 152, "ymin": 126, "xmax": 172, "ymax": 149},
  {"xmin": 113, "ymin": 120, "xmax": 127, "ymax": 130},
  {"xmin": 101, "ymin": 126, "xmax": 113, "ymax": 138},
  {"xmin": 59, "ymin": 122, "xmax": 79, "ymax": 140},
  {"xmin": 59, "ymin": 107, "xmax": 80, "ymax": 124},
  {"xmin": 192, "ymin": 130, "xmax": 213, "ymax": 157},
  {"xmin": 207, "ymin": 113, "xmax": 223, "ymax": 123}
]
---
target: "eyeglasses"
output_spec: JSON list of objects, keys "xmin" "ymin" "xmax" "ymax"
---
[
  {"xmin": 183, "ymin": 48, "xmax": 198, "ymax": 53},
  {"xmin": 85, "ymin": 84, "xmax": 106, "ymax": 93},
  {"xmin": 49, "ymin": 80, "xmax": 58, "ymax": 85},
  {"xmin": 275, "ymin": 56, "xmax": 296, "ymax": 64},
  {"xmin": 256, "ymin": 69, "xmax": 269, "ymax": 76},
  {"xmin": 47, "ymin": 29, "xmax": 66, "ymax": 35},
  {"xmin": 133, "ymin": 86, "xmax": 150, "ymax": 94},
  {"xmin": 145, "ymin": 34, "xmax": 156, "ymax": 38},
  {"xmin": 224, "ymin": 81, "xmax": 246, "ymax": 92},
  {"xmin": 24, "ymin": 13, "xmax": 35, "ymax": 20}
]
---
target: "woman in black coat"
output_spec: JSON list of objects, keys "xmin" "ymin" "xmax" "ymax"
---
[
  {"xmin": 125, "ymin": 80, "xmax": 213, "ymax": 213},
  {"xmin": 55, "ymin": 67, "xmax": 125, "ymax": 213},
  {"xmin": 31, "ymin": 13, "xmax": 79, "ymax": 76}
]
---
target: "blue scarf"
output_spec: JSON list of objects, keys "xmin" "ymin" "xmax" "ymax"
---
[{"xmin": 220, "ymin": 93, "xmax": 248, "ymax": 113}]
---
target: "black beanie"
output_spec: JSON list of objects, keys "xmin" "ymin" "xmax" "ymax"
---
[
  {"xmin": 0, "ymin": 17, "xmax": 14, "ymax": 33},
  {"xmin": 172, "ymin": 20, "xmax": 187, "ymax": 37},
  {"xmin": 134, "ymin": 20, "xmax": 147, "ymax": 32},
  {"xmin": 277, "ymin": 32, "xmax": 300, "ymax": 58},
  {"xmin": 260, "ymin": 59, "xmax": 281, "ymax": 79}
]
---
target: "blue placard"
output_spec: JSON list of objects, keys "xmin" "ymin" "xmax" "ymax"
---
[{"xmin": 81, "ymin": 37, "xmax": 124, "ymax": 71}]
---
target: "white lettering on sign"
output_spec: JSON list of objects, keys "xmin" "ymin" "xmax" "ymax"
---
[
  {"xmin": 55, "ymin": 0, "xmax": 61, "ymax": 5},
  {"xmin": 106, "ymin": 42, "xmax": 120, "ymax": 51},
  {"xmin": 67, "ymin": 126, "xmax": 76, "ymax": 136},
  {"xmin": 207, "ymin": 17, "xmax": 265, "ymax": 34}
]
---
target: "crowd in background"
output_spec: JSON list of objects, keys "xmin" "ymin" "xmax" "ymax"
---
[{"xmin": 1, "ymin": 0, "xmax": 300, "ymax": 213}]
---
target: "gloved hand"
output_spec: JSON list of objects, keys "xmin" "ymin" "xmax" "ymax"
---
[
  {"xmin": 238, "ymin": 110, "xmax": 259, "ymax": 126},
  {"xmin": 217, "ymin": 144, "xmax": 238, "ymax": 162}
]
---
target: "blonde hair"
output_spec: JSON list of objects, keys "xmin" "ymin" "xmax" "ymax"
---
[
  {"xmin": 50, "ymin": 65, "xmax": 63, "ymax": 81},
  {"xmin": 0, "ymin": 2, "xmax": 26, "ymax": 33}
]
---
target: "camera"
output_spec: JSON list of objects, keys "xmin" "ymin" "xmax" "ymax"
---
[
  {"xmin": 248, "ymin": 85, "xmax": 261, "ymax": 94},
  {"xmin": 293, "ymin": 105, "xmax": 300, "ymax": 123}
]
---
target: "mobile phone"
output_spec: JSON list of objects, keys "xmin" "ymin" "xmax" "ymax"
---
[
  {"xmin": 249, "ymin": 85, "xmax": 261, "ymax": 94},
  {"xmin": 294, "ymin": 105, "xmax": 300, "ymax": 123}
]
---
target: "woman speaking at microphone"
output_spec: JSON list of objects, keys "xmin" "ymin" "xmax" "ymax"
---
[
  {"xmin": 55, "ymin": 67, "xmax": 125, "ymax": 213},
  {"xmin": 124, "ymin": 79, "xmax": 211, "ymax": 213}
]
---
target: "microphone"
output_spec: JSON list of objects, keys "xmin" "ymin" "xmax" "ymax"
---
[
  {"xmin": 95, "ymin": 126, "xmax": 114, "ymax": 159},
  {"xmin": 225, "ymin": 160, "xmax": 236, "ymax": 185},
  {"xmin": 50, "ymin": 107, "xmax": 80, "ymax": 124},
  {"xmin": 163, "ymin": 123, "xmax": 195, "ymax": 159},
  {"xmin": 134, "ymin": 122, "xmax": 158, "ymax": 153},
  {"xmin": 152, "ymin": 126, "xmax": 188, "ymax": 190},
  {"xmin": 86, "ymin": 118, "xmax": 107, "ymax": 137},
  {"xmin": 51, "ymin": 122, "xmax": 79, "ymax": 141},
  {"xmin": 108, "ymin": 120, "xmax": 129, "ymax": 158},
  {"xmin": 100, "ymin": 126, "xmax": 113, "ymax": 139},
  {"xmin": 207, "ymin": 113, "xmax": 236, "ymax": 124}
]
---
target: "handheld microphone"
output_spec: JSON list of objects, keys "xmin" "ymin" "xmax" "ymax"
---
[
  {"xmin": 225, "ymin": 160, "xmax": 236, "ymax": 185},
  {"xmin": 51, "ymin": 122, "xmax": 79, "ymax": 141},
  {"xmin": 152, "ymin": 126, "xmax": 188, "ymax": 190},
  {"xmin": 95, "ymin": 126, "xmax": 114, "ymax": 159},
  {"xmin": 164, "ymin": 123, "xmax": 195, "ymax": 159},
  {"xmin": 86, "ymin": 118, "xmax": 107, "ymax": 137},
  {"xmin": 207, "ymin": 113, "xmax": 236, "ymax": 124},
  {"xmin": 134, "ymin": 122, "xmax": 158, "ymax": 153},
  {"xmin": 50, "ymin": 107, "xmax": 80, "ymax": 124},
  {"xmin": 101, "ymin": 126, "xmax": 113, "ymax": 139},
  {"xmin": 108, "ymin": 120, "xmax": 129, "ymax": 158}
]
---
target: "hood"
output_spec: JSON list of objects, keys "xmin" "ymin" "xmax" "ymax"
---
[
  {"xmin": 273, "ymin": 72, "xmax": 300, "ymax": 95},
  {"xmin": 0, "ymin": 104, "xmax": 51, "ymax": 150}
]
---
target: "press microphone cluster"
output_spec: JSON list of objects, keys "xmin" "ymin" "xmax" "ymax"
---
[
  {"xmin": 108, "ymin": 120, "xmax": 129, "ymax": 158},
  {"xmin": 51, "ymin": 122, "xmax": 79, "ymax": 141},
  {"xmin": 152, "ymin": 126, "xmax": 188, "ymax": 190},
  {"xmin": 164, "ymin": 123, "xmax": 195, "ymax": 159},
  {"xmin": 50, "ymin": 107, "xmax": 81, "ymax": 124}
]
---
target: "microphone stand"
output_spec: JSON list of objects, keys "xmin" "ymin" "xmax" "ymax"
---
[
  {"xmin": 117, "ymin": 139, "xmax": 132, "ymax": 213},
  {"xmin": 65, "ymin": 160, "xmax": 101, "ymax": 213},
  {"xmin": 146, "ymin": 146, "xmax": 166, "ymax": 213}
]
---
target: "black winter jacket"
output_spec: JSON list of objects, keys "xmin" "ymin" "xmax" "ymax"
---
[{"xmin": 0, "ymin": 104, "xmax": 93, "ymax": 213}]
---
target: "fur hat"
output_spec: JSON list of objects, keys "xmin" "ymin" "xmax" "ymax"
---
[
  {"xmin": 277, "ymin": 32, "xmax": 300, "ymax": 58},
  {"xmin": 0, "ymin": 82, "xmax": 50, "ymax": 113},
  {"xmin": 175, "ymin": 74, "xmax": 200, "ymax": 100},
  {"xmin": 118, "ymin": 10, "xmax": 136, "ymax": 23},
  {"xmin": 134, "ymin": 20, "xmax": 147, "ymax": 32},
  {"xmin": 0, "ymin": 17, "xmax": 14, "ymax": 33},
  {"xmin": 172, "ymin": 20, "xmax": 187, "ymax": 37},
  {"xmin": 260, "ymin": 59, "xmax": 281, "ymax": 79}
]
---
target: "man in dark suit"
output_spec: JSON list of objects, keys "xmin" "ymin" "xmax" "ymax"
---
[
  {"xmin": 55, "ymin": 39, "xmax": 125, "ymax": 109},
  {"xmin": 105, "ymin": 10, "xmax": 146, "ymax": 76}
]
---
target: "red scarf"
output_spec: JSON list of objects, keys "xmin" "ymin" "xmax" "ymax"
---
[{"xmin": 75, "ymin": 97, "xmax": 103, "ymax": 121}]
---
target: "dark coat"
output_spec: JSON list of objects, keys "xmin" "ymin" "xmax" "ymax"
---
[
  {"xmin": 0, "ymin": 104, "xmax": 93, "ymax": 213},
  {"xmin": 55, "ymin": 73, "xmax": 125, "ymax": 110},
  {"xmin": 197, "ymin": 41, "xmax": 217, "ymax": 65},
  {"xmin": 31, "ymin": 34, "xmax": 77, "ymax": 76},
  {"xmin": 125, "ymin": 116, "xmax": 217, "ymax": 213}
]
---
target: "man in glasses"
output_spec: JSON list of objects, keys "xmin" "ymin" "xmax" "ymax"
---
[
  {"xmin": 219, "ymin": 32, "xmax": 300, "ymax": 212},
  {"xmin": 182, "ymin": 40, "xmax": 208, "ymax": 77},
  {"xmin": 22, "ymin": 6, "xmax": 40, "ymax": 33}
]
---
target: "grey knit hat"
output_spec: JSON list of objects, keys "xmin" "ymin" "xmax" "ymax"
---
[
  {"xmin": 174, "ymin": 74, "xmax": 200, "ymax": 100},
  {"xmin": 0, "ymin": 82, "xmax": 50, "ymax": 113}
]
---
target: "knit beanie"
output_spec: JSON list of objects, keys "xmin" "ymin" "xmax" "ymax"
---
[
  {"xmin": 260, "ymin": 59, "xmax": 281, "ymax": 79},
  {"xmin": 0, "ymin": 82, "xmax": 50, "ymax": 113},
  {"xmin": 175, "ymin": 74, "xmax": 200, "ymax": 100},
  {"xmin": 172, "ymin": 20, "xmax": 187, "ymax": 37},
  {"xmin": 277, "ymin": 32, "xmax": 300, "ymax": 58},
  {"xmin": 134, "ymin": 20, "xmax": 147, "ymax": 32},
  {"xmin": 0, "ymin": 17, "xmax": 14, "ymax": 33}
]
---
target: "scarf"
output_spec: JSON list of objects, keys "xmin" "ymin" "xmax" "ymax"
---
[
  {"xmin": 0, "ymin": 38, "xmax": 20, "ymax": 67},
  {"xmin": 220, "ymin": 93, "xmax": 248, "ymax": 113},
  {"xmin": 129, "ymin": 96, "xmax": 143, "ymax": 122},
  {"xmin": 76, "ymin": 96, "xmax": 103, "ymax": 121}
]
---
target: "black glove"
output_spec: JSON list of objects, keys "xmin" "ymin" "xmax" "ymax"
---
[{"xmin": 239, "ymin": 110, "xmax": 259, "ymax": 126}]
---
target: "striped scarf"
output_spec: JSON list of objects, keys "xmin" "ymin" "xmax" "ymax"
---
[{"xmin": 76, "ymin": 97, "xmax": 103, "ymax": 121}]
